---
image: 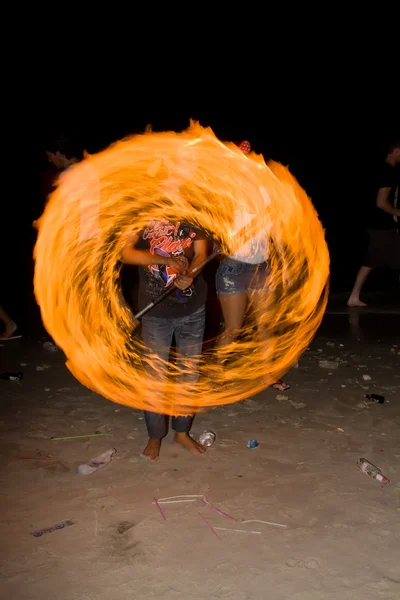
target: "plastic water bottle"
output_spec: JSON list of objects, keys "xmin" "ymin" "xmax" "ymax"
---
[
  {"xmin": 198, "ymin": 431, "xmax": 216, "ymax": 447},
  {"xmin": 78, "ymin": 448, "xmax": 116, "ymax": 474},
  {"xmin": 357, "ymin": 458, "xmax": 390, "ymax": 485}
]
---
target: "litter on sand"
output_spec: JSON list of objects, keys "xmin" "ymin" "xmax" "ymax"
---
[
  {"xmin": 31, "ymin": 520, "xmax": 76, "ymax": 537},
  {"xmin": 200, "ymin": 498, "xmax": 238, "ymax": 521},
  {"xmin": 198, "ymin": 512, "xmax": 221, "ymax": 540},
  {"xmin": 214, "ymin": 527, "xmax": 262, "ymax": 535},
  {"xmin": 154, "ymin": 498, "xmax": 167, "ymax": 521},
  {"xmin": 50, "ymin": 433, "xmax": 112, "ymax": 440},
  {"xmin": 150, "ymin": 494, "xmax": 288, "ymax": 531},
  {"xmin": 157, "ymin": 495, "xmax": 203, "ymax": 501},
  {"xmin": 17, "ymin": 457, "xmax": 54, "ymax": 461},
  {"xmin": 242, "ymin": 519, "xmax": 288, "ymax": 528},
  {"xmin": 153, "ymin": 499, "xmax": 198, "ymax": 504}
]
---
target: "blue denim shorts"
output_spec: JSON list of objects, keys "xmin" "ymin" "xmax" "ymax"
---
[{"xmin": 216, "ymin": 257, "xmax": 270, "ymax": 295}]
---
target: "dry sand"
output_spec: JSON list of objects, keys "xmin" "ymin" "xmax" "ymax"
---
[{"xmin": 0, "ymin": 317, "xmax": 399, "ymax": 600}]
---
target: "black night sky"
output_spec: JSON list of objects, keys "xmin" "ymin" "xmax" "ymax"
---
[
  {"xmin": 4, "ymin": 69, "xmax": 400, "ymax": 332},
  {"xmin": 41, "ymin": 82, "xmax": 399, "ymax": 275}
]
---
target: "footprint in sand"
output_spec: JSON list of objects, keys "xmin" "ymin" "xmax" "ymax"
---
[
  {"xmin": 286, "ymin": 558, "xmax": 319, "ymax": 569},
  {"xmin": 117, "ymin": 521, "xmax": 135, "ymax": 535}
]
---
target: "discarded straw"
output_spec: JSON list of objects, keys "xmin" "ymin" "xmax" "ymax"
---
[
  {"xmin": 158, "ymin": 495, "xmax": 203, "ymax": 501},
  {"xmin": 153, "ymin": 499, "xmax": 197, "ymax": 504},
  {"xmin": 214, "ymin": 527, "xmax": 262, "ymax": 535},
  {"xmin": 198, "ymin": 512, "xmax": 221, "ymax": 540},
  {"xmin": 201, "ymin": 498, "xmax": 238, "ymax": 521},
  {"xmin": 50, "ymin": 433, "xmax": 112, "ymax": 440},
  {"xmin": 154, "ymin": 498, "xmax": 167, "ymax": 521},
  {"xmin": 241, "ymin": 519, "xmax": 287, "ymax": 528},
  {"xmin": 17, "ymin": 457, "xmax": 54, "ymax": 461}
]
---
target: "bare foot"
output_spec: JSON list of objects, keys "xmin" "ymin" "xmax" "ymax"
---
[
  {"xmin": 173, "ymin": 432, "xmax": 206, "ymax": 454},
  {"xmin": 347, "ymin": 297, "xmax": 367, "ymax": 307},
  {"xmin": 271, "ymin": 380, "xmax": 290, "ymax": 391},
  {"xmin": 0, "ymin": 321, "xmax": 18, "ymax": 340},
  {"xmin": 140, "ymin": 438, "xmax": 161, "ymax": 461}
]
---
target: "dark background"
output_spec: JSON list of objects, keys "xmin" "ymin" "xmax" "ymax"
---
[{"xmin": 2, "ymin": 79, "xmax": 399, "ymax": 335}]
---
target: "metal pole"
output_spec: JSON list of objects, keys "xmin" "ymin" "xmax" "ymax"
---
[
  {"xmin": 133, "ymin": 213, "xmax": 264, "ymax": 321},
  {"xmin": 133, "ymin": 249, "xmax": 221, "ymax": 320}
]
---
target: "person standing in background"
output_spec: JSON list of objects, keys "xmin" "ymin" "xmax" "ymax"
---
[
  {"xmin": 347, "ymin": 137, "xmax": 400, "ymax": 307},
  {"xmin": 0, "ymin": 305, "xmax": 21, "ymax": 340}
]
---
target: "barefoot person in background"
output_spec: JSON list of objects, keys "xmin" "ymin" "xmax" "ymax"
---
[
  {"xmin": 0, "ymin": 305, "xmax": 21, "ymax": 340},
  {"xmin": 347, "ymin": 137, "xmax": 400, "ymax": 307},
  {"xmin": 122, "ymin": 219, "xmax": 209, "ymax": 461}
]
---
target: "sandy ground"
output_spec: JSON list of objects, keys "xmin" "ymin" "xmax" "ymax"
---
[{"xmin": 0, "ymin": 306, "xmax": 399, "ymax": 600}]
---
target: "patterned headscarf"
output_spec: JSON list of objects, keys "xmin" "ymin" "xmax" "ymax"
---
[{"xmin": 237, "ymin": 140, "xmax": 251, "ymax": 154}]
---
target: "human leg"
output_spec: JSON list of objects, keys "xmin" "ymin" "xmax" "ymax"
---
[
  {"xmin": 172, "ymin": 306, "xmax": 206, "ymax": 454},
  {"xmin": 216, "ymin": 293, "xmax": 248, "ymax": 351},
  {"xmin": 141, "ymin": 316, "xmax": 174, "ymax": 460},
  {"xmin": 0, "ymin": 305, "xmax": 19, "ymax": 340},
  {"xmin": 347, "ymin": 266, "xmax": 373, "ymax": 307},
  {"xmin": 215, "ymin": 259, "xmax": 250, "ymax": 349},
  {"xmin": 215, "ymin": 259, "xmax": 257, "ymax": 356},
  {"xmin": 347, "ymin": 229, "xmax": 382, "ymax": 307}
]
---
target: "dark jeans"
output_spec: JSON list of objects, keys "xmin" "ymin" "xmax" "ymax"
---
[{"xmin": 141, "ymin": 305, "xmax": 205, "ymax": 439}]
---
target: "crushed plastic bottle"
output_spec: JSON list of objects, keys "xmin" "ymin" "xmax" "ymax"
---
[
  {"xmin": 198, "ymin": 430, "xmax": 216, "ymax": 447},
  {"xmin": 247, "ymin": 440, "xmax": 259, "ymax": 449},
  {"xmin": 43, "ymin": 341, "xmax": 58, "ymax": 352},
  {"xmin": 357, "ymin": 458, "xmax": 390, "ymax": 485},
  {"xmin": 0, "ymin": 371, "xmax": 23, "ymax": 381},
  {"xmin": 365, "ymin": 394, "xmax": 385, "ymax": 404},
  {"xmin": 78, "ymin": 448, "xmax": 116, "ymax": 474}
]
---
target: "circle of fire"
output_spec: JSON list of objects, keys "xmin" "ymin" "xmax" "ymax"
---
[{"xmin": 34, "ymin": 122, "xmax": 329, "ymax": 415}]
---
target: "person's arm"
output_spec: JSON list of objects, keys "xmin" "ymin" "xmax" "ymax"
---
[
  {"xmin": 376, "ymin": 187, "xmax": 400, "ymax": 217},
  {"xmin": 174, "ymin": 239, "xmax": 208, "ymax": 290},
  {"xmin": 46, "ymin": 151, "xmax": 78, "ymax": 170},
  {"xmin": 121, "ymin": 234, "xmax": 186, "ymax": 272}
]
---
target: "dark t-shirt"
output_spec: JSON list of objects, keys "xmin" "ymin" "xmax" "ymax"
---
[
  {"xmin": 370, "ymin": 162, "xmax": 399, "ymax": 230},
  {"xmin": 136, "ymin": 219, "xmax": 208, "ymax": 318}
]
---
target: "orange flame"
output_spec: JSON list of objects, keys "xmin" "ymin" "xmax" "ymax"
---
[{"xmin": 34, "ymin": 122, "xmax": 329, "ymax": 415}]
